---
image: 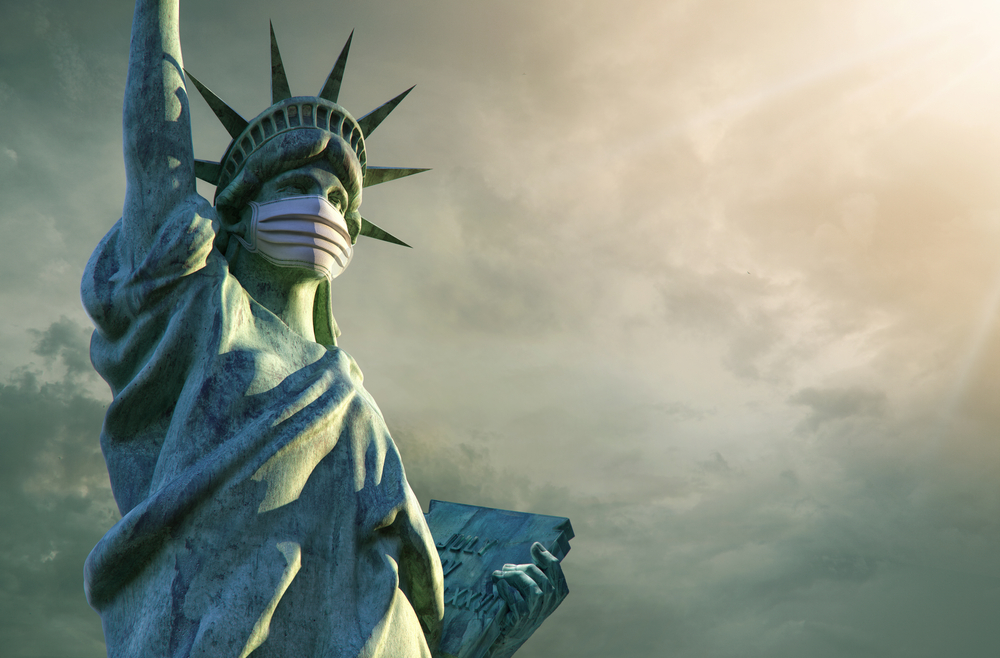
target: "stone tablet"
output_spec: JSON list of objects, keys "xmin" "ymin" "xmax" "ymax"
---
[{"xmin": 424, "ymin": 501, "xmax": 574, "ymax": 658}]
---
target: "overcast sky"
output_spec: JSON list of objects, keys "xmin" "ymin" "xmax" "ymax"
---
[{"xmin": 2, "ymin": 0, "xmax": 1000, "ymax": 656}]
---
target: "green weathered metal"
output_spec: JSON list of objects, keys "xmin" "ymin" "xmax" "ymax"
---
[
  {"xmin": 357, "ymin": 86, "xmax": 414, "ymax": 137},
  {"xmin": 363, "ymin": 166, "xmax": 430, "ymax": 188},
  {"xmin": 193, "ymin": 160, "xmax": 222, "ymax": 185},
  {"xmin": 184, "ymin": 70, "xmax": 248, "ymax": 139},
  {"xmin": 88, "ymin": 6, "xmax": 570, "ymax": 655},
  {"xmin": 360, "ymin": 217, "xmax": 411, "ymax": 247},
  {"xmin": 318, "ymin": 31, "xmax": 353, "ymax": 104},
  {"xmin": 269, "ymin": 22, "xmax": 292, "ymax": 104},
  {"xmin": 186, "ymin": 26, "xmax": 421, "ymax": 247}
]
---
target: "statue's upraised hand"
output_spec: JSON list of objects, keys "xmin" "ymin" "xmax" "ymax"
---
[{"xmin": 489, "ymin": 542, "xmax": 569, "ymax": 656}]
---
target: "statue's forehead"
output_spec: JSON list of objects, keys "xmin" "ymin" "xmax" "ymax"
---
[
  {"xmin": 260, "ymin": 136, "xmax": 363, "ymax": 195},
  {"xmin": 263, "ymin": 158, "xmax": 361, "ymax": 195}
]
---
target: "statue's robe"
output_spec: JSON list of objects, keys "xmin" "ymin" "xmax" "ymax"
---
[{"xmin": 81, "ymin": 193, "xmax": 444, "ymax": 658}]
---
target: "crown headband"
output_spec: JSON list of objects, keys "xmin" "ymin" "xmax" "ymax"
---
[{"xmin": 184, "ymin": 25, "xmax": 424, "ymax": 247}]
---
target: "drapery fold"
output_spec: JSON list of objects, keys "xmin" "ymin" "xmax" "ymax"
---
[{"xmin": 82, "ymin": 194, "xmax": 443, "ymax": 657}]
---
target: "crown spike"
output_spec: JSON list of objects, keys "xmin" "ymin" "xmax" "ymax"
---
[
  {"xmin": 363, "ymin": 167, "xmax": 430, "ymax": 188},
  {"xmin": 360, "ymin": 217, "xmax": 411, "ymax": 247},
  {"xmin": 270, "ymin": 22, "xmax": 292, "ymax": 104},
  {"xmin": 319, "ymin": 30, "xmax": 354, "ymax": 104},
  {"xmin": 357, "ymin": 86, "xmax": 414, "ymax": 137},
  {"xmin": 184, "ymin": 70, "xmax": 249, "ymax": 139},
  {"xmin": 194, "ymin": 160, "xmax": 222, "ymax": 185}
]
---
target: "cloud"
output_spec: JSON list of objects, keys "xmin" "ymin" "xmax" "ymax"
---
[
  {"xmin": 6, "ymin": 0, "xmax": 1000, "ymax": 656},
  {"xmin": 385, "ymin": 364, "xmax": 1000, "ymax": 658},
  {"xmin": 32, "ymin": 3, "xmax": 90, "ymax": 103},
  {"xmin": 0, "ymin": 339, "xmax": 115, "ymax": 656},
  {"xmin": 29, "ymin": 315, "xmax": 94, "ymax": 380},
  {"xmin": 789, "ymin": 386, "xmax": 888, "ymax": 431}
]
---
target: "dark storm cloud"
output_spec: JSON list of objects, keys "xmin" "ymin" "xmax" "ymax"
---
[
  {"xmin": 0, "ymin": 323, "xmax": 115, "ymax": 656},
  {"xmin": 30, "ymin": 316, "xmax": 94, "ymax": 379}
]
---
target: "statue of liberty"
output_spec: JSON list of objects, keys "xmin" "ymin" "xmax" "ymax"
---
[{"xmin": 81, "ymin": 1, "xmax": 567, "ymax": 656}]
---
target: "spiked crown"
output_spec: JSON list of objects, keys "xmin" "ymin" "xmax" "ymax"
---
[{"xmin": 185, "ymin": 25, "xmax": 424, "ymax": 247}]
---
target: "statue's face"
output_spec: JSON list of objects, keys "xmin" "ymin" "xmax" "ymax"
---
[
  {"xmin": 230, "ymin": 157, "xmax": 361, "ymax": 284},
  {"xmin": 249, "ymin": 160, "xmax": 362, "ymax": 239},
  {"xmin": 248, "ymin": 128, "xmax": 363, "ymax": 232},
  {"xmin": 218, "ymin": 130, "xmax": 365, "ymax": 283}
]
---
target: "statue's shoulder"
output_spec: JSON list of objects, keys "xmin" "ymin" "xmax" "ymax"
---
[
  {"xmin": 83, "ymin": 193, "xmax": 227, "ymax": 340},
  {"xmin": 323, "ymin": 345, "xmax": 366, "ymax": 389},
  {"xmin": 321, "ymin": 346, "xmax": 391, "ymax": 421}
]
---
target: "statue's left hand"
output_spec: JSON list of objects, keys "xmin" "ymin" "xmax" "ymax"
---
[{"xmin": 490, "ymin": 542, "xmax": 569, "ymax": 651}]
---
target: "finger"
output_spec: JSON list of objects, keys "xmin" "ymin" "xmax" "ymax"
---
[
  {"xmin": 500, "ymin": 569, "xmax": 545, "ymax": 603},
  {"xmin": 495, "ymin": 578, "xmax": 528, "ymax": 625},
  {"xmin": 530, "ymin": 542, "xmax": 558, "ymax": 570},
  {"xmin": 517, "ymin": 563, "xmax": 552, "ymax": 593},
  {"xmin": 493, "ymin": 579, "xmax": 517, "ymax": 629},
  {"xmin": 549, "ymin": 560, "xmax": 568, "ymax": 598},
  {"xmin": 531, "ymin": 543, "xmax": 565, "ymax": 593},
  {"xmin": 500, "ymin": 563, "xmax": 553, "ymax": 619},
  {"xmin": 529, "ymin": 543, "xmax": 568, "ymax": 604},
  {"xmin": 539, "ymin": 562, "xmax": 568, "ymax": 617}
]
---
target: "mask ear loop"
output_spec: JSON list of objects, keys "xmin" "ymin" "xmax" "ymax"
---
[
  {"xmin": 214, "ymin": 161, "xmax": 263, "ymax": 258},
  {"xmin": 232, "ymin": 201, "xmax": 262, "ymax": 254}
]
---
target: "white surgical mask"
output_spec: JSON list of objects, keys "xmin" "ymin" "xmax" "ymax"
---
[{"xmin": 234, "ymin": 195, "xmax": 353, "ymax": 280}]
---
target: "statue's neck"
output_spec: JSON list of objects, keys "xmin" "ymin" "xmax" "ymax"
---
[{"xmin": 227, "ymin": 248, "xmax": 323, "ymax": 343}]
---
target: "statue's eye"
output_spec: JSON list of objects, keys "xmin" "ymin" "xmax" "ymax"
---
[
  {"xmin": 279, "ymin": 180, "xmax": 309, "ymax": 195},
  {"xmin": 327, "ymin": 192, "xmax": 345, "ymax": 211}
]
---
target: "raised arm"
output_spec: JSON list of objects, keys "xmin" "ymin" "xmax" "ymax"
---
[{"xmin": 121, "ymin": 0, "xmax": 198, "ymax": 258}]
